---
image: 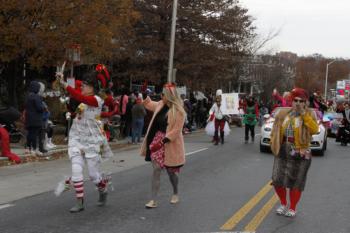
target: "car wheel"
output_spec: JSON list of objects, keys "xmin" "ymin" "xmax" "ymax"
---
[
  {"xmin": 324, "ymin": 139, "xmax": 327, "ymax": 151},
  {"xmin": 313, "ymin": 149, "xmax": 325, "ymax": 156}
]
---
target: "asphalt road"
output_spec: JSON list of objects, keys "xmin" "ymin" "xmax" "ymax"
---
[{"xmin": 1, "ymin": 127, "xmax": 350, "ymax": 233}]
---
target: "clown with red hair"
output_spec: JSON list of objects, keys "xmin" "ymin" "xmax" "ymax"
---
[{"xmin": 270, "ymin": 87, "xmax": 318, "ymax": 218}]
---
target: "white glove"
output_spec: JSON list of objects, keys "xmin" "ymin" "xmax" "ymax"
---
[{"xmin": 65, "ymin": 112, "xmax": 71, "ymax": 120}]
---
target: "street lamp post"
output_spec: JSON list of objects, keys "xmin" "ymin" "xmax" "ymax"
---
[
  {"xmin": 325, "ymin": 60, "xmax": 336, "ymax": 100},
  {"xmin": 167, "ymin": 0, "xmax": 178, "ymax": 83}
]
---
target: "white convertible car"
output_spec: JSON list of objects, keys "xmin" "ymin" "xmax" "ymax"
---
[{"xmin": 260, "ymin": 107, "xmax": 327, "ymax": 156}]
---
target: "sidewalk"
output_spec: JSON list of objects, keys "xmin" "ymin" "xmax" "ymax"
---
[
  {"xmin": 1, "ymin": 139, "xmax": 132, "ymax": 167},
  {"xmin": 1, "ymin": 129, "xmax": 205, "ymax": 167}
]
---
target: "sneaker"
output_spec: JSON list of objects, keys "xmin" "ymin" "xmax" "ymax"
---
[
  {"xmin": 284, "ymin": 209, "xmax": 297, "ymax": 218},
  {"xmin": 49, "ymin": 141, "xmax": 57, "ymax": 148},
  {"xmin": 35, "ymin": 150, "xmax": 44, "ymax": 157},
  {"xmin": 145, "ymin": 200, "xmax": 157, "ymax": 209},
  {"xmin": 170, "ymin": 195, "xmax": 179, "ymax": 204},
  {"xmin": 46, "ymin": 143, "xmax": 54, "ymax": 150},
  {"xmin": 276, "ymin": 205, "xmax": 288, "ymax": 215}
]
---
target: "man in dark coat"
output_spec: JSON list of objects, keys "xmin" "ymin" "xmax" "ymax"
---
[{"xmin": 25, "ymin": 81, "xmax": 45, "ymax": 155}]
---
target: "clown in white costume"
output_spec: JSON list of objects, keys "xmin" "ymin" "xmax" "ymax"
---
[
  {"xmin": 205, "ymin": 89, "xmax": 230, "ymax": 144},
  {"xmin": 57, "ymin": 71, "xmax": 113, "ymax": 213}
]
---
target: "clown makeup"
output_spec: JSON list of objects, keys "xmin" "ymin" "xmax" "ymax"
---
[
  {"xmin": 81, "ymin": 83, "xmax": 94, "ymax": 96},
  {"xmin": 292, "ymin": 97, "xmax": 306, "ymax": 112}
]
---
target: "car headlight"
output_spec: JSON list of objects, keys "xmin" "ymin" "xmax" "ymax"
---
[{"xmin": 264, "ymin": 127, "xmax": 272, "ymax": 132}]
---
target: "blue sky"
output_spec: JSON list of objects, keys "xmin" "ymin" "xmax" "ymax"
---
[{"xmin": 240, "ymin": 0, "xmax": 350, "ymax": 58}]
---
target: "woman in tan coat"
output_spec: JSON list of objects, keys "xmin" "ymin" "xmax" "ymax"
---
[{"xmin": 140, "ymin": 83, "xmax": 186, "ymax": 208}]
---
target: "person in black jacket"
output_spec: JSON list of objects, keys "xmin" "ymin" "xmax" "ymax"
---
[{"xmin": 25, "ymin": 81, "xmax": 45, "ymax": 155}]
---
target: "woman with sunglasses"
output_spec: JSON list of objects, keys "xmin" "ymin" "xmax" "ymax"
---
[
  {"xmin": 270, "ymin": 88, "xmax": 318, "ymax": 218},
  {"xmin": 140, "ymin": 83, "xmax": 186, "ymax": 209}
]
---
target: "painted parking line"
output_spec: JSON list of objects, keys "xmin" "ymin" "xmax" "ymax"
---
[
  {"xmin": 186, "ymin": 148, "xmax": 209, "ymax": 156},
  {"xmin": 244, "ymin": 194, "xmax": 278, "ymax": 232},
  {"xmin": 0, "ymin": 204, "xmax": 15, "ymax": 210},
  {"xmin": 220, "ymin": 181, "xmax": 272, "ymax": 231}
]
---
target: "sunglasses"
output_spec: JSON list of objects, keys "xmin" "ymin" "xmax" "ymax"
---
[{"xmin": 293, "ymin": 99, "xmax": 305, "ymax": 103}]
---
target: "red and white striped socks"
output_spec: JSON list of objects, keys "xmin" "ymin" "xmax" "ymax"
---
[{"xmin": 73, "ymin": 181, "xmax": 84, "ymax": 199}]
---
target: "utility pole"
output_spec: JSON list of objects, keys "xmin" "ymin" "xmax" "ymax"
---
[{"xmin": 167, "ymin": 0, "xmax": 178, "ymax": 83}]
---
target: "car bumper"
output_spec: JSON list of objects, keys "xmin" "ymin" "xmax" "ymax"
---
[{"xmin": 260, "ymin": 137, "xmax": 324, "ymax": 150}]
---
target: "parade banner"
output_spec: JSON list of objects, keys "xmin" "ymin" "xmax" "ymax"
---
[
  {"xmin": 176, "ymin": 86, "xmax": 187, "ymax": 96},
  {"xmin": 221, "ymin": 93, "xmax": 239, "ymax": 115}
]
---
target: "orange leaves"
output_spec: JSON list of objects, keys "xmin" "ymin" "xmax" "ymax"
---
[{"xmin": 0, "ymin": 0, "xmax": 138, "ymax": 67}]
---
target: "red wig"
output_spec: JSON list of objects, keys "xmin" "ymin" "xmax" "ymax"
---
[{"xmin": 291, "ymin": 87, "xmax": 308, "ymax": 100}]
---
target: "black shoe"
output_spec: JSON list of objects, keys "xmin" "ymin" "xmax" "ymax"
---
[
  {"xmin": 220, "ymin": 132, "xmax": 224, "ymax": 144},
  {"xmin": 40, "ymin": 149, "xmax": 48, "ymax": 153}
]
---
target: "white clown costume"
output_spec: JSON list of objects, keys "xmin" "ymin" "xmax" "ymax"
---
[{"xmin": 60, "ymin": 76, "xmax": 113, "ymax": 213}]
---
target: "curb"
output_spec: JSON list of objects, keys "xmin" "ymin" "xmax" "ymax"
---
[{"xmin": 0, "ymin": 143, "xmax": 132, "ymax": 168}]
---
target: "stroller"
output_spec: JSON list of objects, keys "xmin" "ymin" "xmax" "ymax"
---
[{"xmin": 0, "ymin": 107, "xmax": 23, "ymax": 143}]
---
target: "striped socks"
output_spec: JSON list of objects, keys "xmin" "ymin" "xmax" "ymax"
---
[{"xmin": 73, "ymin": 181, "xmax": 84, "ymax": 199}]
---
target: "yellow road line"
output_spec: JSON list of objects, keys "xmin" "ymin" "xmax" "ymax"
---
[
  {"xmin": 220, "ymin": 181, "xmax": 272, "ymax": 231},
  {"xmin": 244, "ymin": 194, "xmax": 279, "ymax": 232}
]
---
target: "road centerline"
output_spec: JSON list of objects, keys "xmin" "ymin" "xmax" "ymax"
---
[
  {"xmin": 220, "ymin": 181, "xmax": 272, "ymax": 231},
  {"xmin": 244, "ymin": 194, "xmax": 279, "ymax": 232}
]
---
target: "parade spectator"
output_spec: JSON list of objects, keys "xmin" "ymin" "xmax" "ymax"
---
[
  {"xmin": 338, "ymin": 102, "xmax": 350, "ymax": 146},
  {"xmin": 270, "ymin": 88, "xmax": 318, "ymax": 218},
  {"xmin": 131, "ymin": 98, "xmax": 146, "ymax": 144},
  {"xmin": 124, "ymin": 95, "xmax": 135, "ymax": 141},
  {"xmin": 181, "ymin": 94, "xmax": 192, "ymax": 132},
  {"xmin": 25, "ymin": 81, "xmax": 45, "ymax": 156}
]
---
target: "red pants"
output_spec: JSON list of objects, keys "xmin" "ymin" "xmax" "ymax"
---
[
  {"xmin": 215, "ymin": 119, "xmax": 225, "ymax": 133},
  {"xmin": 0, "ymin": 127, "xmax": 21, "ymax": 164},
  {"xmin": 214, "ymin": 119, "xmax": 225, "ymax": 141}
]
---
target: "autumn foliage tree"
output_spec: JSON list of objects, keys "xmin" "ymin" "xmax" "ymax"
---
[
  {"xmin": 296, "ymin": 55, "xmax": 350, "ymax": 95},
  {"xmin": 125, "ymin": 0, "xmax": 256, "ymax": 90},
  {"xmin": 0, "ymin": 0, "xmax": 138, "ymax": 107}
]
